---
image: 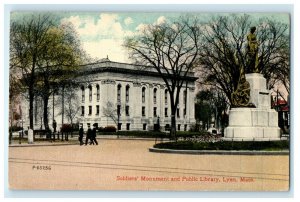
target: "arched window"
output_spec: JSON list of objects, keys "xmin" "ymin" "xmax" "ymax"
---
[
  {"xmin": 81, "ymin": 86, "xmax": 85, "ymax": 103},
  {"xmin": 96, "ymin": 84, "xmax": 100, "ymax": 101},
  {"xmin": 88, "ymin": 85, "xmax": 92, "ymax": 102},
  {"xmin": 142, "ymin": 87, "xmax": 146, "ymax": 103},
  {"xmin": 126, "ymin": 85, "xmax": 130, "ymax": 103},
  {"xmin": 165, "ymin": 89, "xmax": 168, "ymax": 105},
  {"xmin": 153, "ymin": 88, "xmax": 157, "ymax": 104},
  {"xmin": 117, "ymin": 84, "xmax": 122, "ymax": 102}
]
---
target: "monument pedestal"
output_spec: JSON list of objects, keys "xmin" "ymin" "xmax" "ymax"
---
[{"xmin": 224, "ymin": 73, "xmax": 281, "ymax": 141}]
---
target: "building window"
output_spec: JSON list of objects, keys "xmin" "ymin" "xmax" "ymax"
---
[
  {"xmin": 126, "ymin": 106, "xmax": 130, "ymax": 116},
  {"xmin": 96, "ymin": 84, "xmax": 100, "ymax": 101},
  {"xmin": 81, "ymin": 106, "xmax": 85, "ymax": 116},
  {"xmin": 118, "ymin": 123, "xmax": 122, "ymax": 130},
  {"xmin": 183, "ymin": 90, "xmax": 187, "ymax": 105},
  {"xmin": 184, "ymin": 108, "xmax": 187, "ymax": 116},
  {"xmin": 142, "ymin": 87, "xmax": 146, "ymax": 103},
  {"xmin": 81, "ymin": 86, "xmax": 85, "ymax": 103},
  {"xmin": 165, "ymin": 89, "xmax": 168, "ymax": 105},
  {"xmin": 142, "ymin": 106, "xmax": 145, "ymax": 116},
  {"xmin": 96, "ymin": 105, "xmax": 100, "ymax": 115},
  {"xmin": 177, "ymin": 108, "xmax": 180, "ymax": 118},
  {"xmin": 126, "ymin": 85, "xmax": 130, "ymax": 103},
  {"xmin": 165, "ymin": 108, "xmax": 168, "ymax": 117},
  {"xmin": 117, "ymin": 84, "xmax": 121, "ymax": 102},
  {"xmin": 165, "ymin": 124, "xmax": 170, "ymax": 131},
  {"xmin": 143, "ymin": 123, "xmax": 147, "ymax": 130},
  {"xmin": 153, "ymin": 88, "xmax": 157, "ymax": 104},
  {"xmin": 88, "ymin": 85, "xmax": 92, "ymax": 102},
  {"xmin": 89, "ymin": 106, "xmax": 92, "ymax": 115},
  {"xmin": 184, "ymin": 124, "xmax": 187, "ymax": 131},
  {"xmin": 126, "ymin": 123, "xmax": 130, "ymax": 131},
  {"xmin": 153, "ymin": 107, "xmax": 157, "ymax": 117},
  {"xmin": 178, "ymin": 124, "xmax": 181, "ymax": 131}
]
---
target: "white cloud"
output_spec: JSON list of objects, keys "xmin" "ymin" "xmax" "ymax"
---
[
  {"xmin": 136, "ymin": 23, "xmax": 148, "ymax": 32},
  {"xmin": 135, "ymin": 16, "xmax": 168, "ymax": 36},
  {"xmin": 78, "ymin": 14, "xmax": 124, "ymax": 39},
  {"xmin": 82, "ymin": 39, "xmax": 131, "ymax": 63},
  {"xmin": 61, "ymin": 14, "xmax": 134, "ymax": 62},
  {"xmin": 61, "ymin": 14, "xmax": 167, "ymax": 63},
  {"xmin": 155, "ymin": 16, "xmax": 166, "ymax": 25},
  {"xmin": 61, "ymin": 15, "xmax": 82, "ymax": 28},
  {"xmin": 124, "ymin": 17, "xmax": 133, "ymax": 25}
]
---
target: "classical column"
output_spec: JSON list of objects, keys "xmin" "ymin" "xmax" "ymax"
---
[
  {"xmin": 101, "ymin": 79, "xmax": 116, "ymax": 127},
  {"xmin": 148, "ymin": 83, "xmax": 153, "ymax": 127},
  {"xmin": 132, "ymin": 82, "xmax": 141, "ymax": 118},
  {"xmin": 189, "ymin": 86, "xmax": 196, "ymax": 129}
]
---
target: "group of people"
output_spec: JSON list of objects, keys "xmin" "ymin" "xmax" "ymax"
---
[{"xmin": 78, "ymin": 124, "xmax": 98, "ymax": 146}]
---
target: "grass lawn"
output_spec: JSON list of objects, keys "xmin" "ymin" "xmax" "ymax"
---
[{"xmin": 154, "ymin": 140, "xmax": 289, "ymax": 151}]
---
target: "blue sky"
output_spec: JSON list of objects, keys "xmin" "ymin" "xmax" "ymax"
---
[{"xmin": 11, "ymin": 12, "xmax": 290, "ymax": 63}]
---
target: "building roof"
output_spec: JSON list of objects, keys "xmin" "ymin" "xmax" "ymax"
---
[
  {"xmin": 272, "ymin": 99, "xmax": 288, "ymax": 106},
  {"xmin": 272, "ymin": 98, "xmax": 289, "ymax": 112},
  {"xmin": 79, "ymin": 60, "xmax": 198, "ymax": 82}
]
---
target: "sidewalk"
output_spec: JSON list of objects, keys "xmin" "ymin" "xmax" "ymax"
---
[{"xmin": 9, "ymin": 135, "xmax": 163, "ymax": 147}]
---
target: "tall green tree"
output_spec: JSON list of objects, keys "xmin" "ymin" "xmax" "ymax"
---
[
  {"xmin": 35, "ymin": 23, "xmax": 85, "ymax": 130},
  {"xmin": 10, "ymin": 14, "xmax": 54, "ymax": 129},
  {"xmin": 10, "ymin": 13, "xmax": 86, "ymax": 130}
]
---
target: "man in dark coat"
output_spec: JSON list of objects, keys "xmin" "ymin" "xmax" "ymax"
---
[
  {"xmin": 79, "ymin": 124, "xmax": 84, "ymax": 145},
  {"xmin": 90, "ymin": 124, "xmax": 98, "ymax": 145},
  {"xmin": 85, "ymin": 125, "xmax": 92, "ymax": 145},
  {"xmin": 52, "ymin": 120, "xmax": 57, "ymax": 133}
]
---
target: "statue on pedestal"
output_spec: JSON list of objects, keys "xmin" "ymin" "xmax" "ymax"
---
[
  {"xmin": 246, "ymin": 26, "xmax": 259, "ymax": 73},
  {"xmin": 231, "ymin": 26, "xmax": 260, "ymax": 108}
]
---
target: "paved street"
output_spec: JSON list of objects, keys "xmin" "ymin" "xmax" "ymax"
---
[{"xmin": 8, "ymin": 139, "xmax": 289, "ymax": 191}]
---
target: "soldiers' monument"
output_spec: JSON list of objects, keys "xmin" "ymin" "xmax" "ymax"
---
[{"xmin": 224, "ymin": 27, "xmax": 281, "ymax": 141}]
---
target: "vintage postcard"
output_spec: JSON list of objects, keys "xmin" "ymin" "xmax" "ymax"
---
[{"xmin": 8, "ymin": 10, "xmax": 290, "ymax": 192}]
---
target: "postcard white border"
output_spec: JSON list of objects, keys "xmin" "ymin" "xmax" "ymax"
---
[{"xmin": 1, "ymin": 2, "xmax": 297, "ymax": 200}]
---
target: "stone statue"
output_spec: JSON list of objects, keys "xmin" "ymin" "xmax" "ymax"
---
[
  {"xmin": 231, "ymin": 52, "xmax": 256, "ymax": 108},
  {"xmin": 246, "ymin": 26, "xmax": 259, "ymax": 73}
]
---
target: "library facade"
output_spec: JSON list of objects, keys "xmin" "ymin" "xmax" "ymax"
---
[{"xmin": 77, "ymin": 59, "xmax": 197, "ymax": 131}]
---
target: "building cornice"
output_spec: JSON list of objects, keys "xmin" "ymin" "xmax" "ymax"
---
[{"xmin": 80, "ymin": 61, "xmax": 198, "ymax": 82}]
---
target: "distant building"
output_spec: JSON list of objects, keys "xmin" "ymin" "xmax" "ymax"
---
[
  {"xmin": 76, "ymin": 59, "xmax": 197, "ymax": 131},
  {"xmin": 272, "ymin": 98, "xmax": 290, "ymax": 133},
  {"xmin": 20, "ymin": 59, "xmax": 197, "ymax": 132}
]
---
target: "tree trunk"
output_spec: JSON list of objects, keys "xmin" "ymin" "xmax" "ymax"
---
[
  {"xmin": 52, "ymin": 92, "xmax": 55, "ymax": 124},
  {"xmin": 43, "ymin": 95, "xmax": 49, "ymax": 131},
  {"xmin": 29, "ymin": 57, "xmax": 37, "ymax": 130},
  {"xmin": 170, "ymin": 104, "xmax": 177, "ymax": 142},
  {"xmin": 61, "ymin": 86, "xmax": 65, "ymax": 125},
  {"xmin": 29, "ymin": 88, "xmax": 34, "ymax": 129},
  {"xmin": 9, "ymin": 106, "xmax": 13, "ymax": 145},
  {"xmin": 43, "ymin": 75, "xmax": 50, "ymax": 132}
]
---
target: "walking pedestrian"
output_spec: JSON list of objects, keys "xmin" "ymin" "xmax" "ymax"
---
[
  {"xmin": 85, "ymin": 125, "xmax": 92, "ymax": 145},
  {"xmin": 52, "ymin": 120, "xmax": 57, "ymax": 133},
  {"xmin": 90, "ymin": 124, "xmax": 98, "ymax": 145},
  {"xmin": 79, "ymin": 124, "xmax": 84, "ymax": 145}
]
